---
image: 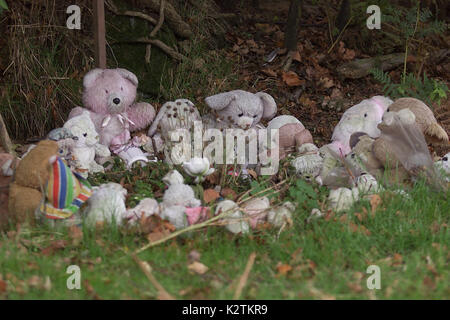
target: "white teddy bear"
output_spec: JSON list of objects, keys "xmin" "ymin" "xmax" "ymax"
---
[{"xmin": 63, "ymin": 111, "xmax": 111, "ymax": 177}]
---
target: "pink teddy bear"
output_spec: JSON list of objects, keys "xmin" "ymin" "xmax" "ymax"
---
[{"xmin": 69, "ymin": 68, "xmax": 156, "ymax": 167}]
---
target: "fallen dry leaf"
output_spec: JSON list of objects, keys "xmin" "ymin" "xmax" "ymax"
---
[
  {"xmin": 282, "ymin": 71, "xmax": 305, "ymax": 87},
  {"xmin": 203, "ymin": 188, "xmax": 220, "ymax": 204},
  {"xmin": 188, "ymin": 261, "xmax": 209, "ymax": 275},
  {"xmin": 41, "ymin": 240, "xmax": 68, "ymax": 256},
  {"xmin": 370, "ymin": 194, "xmax": 382, "ymax": 214},
  {"xmin": 276, "ymin": 263, "xmax": 292, "ymax": 276},
  {"xmin": 221, "ymin": 188, "xmax": 237, "ymax": 200},
  {"xmin": 147, "ymin": 230, "xmax": 171, "ymax": 243},
  {"xmin": 0, "ymin": 279, "xmax": 6, "ymax": 293},
  {"xmin": 247, "ymin": 169, "xmax": 258, "ymax": 180},
  {"xmin": 261, "ymin": 69, "xmax": 277, "ymax": 77}
]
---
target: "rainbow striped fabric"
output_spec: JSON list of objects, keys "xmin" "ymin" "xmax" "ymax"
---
[{"xmin": 40, "ymin": 157, "xmax": 92, "ymax": 219}]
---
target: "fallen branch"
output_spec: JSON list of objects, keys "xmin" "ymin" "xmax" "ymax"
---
[
  {"xmin": 146, "ymin": 0, "xmax": 165, "ymax": 64},
  {"xmin": 233, "ymin": 252, "xmax": 256, "ymax": 300},
  {"xmin": 337, "ymin": 53, "xmax": 408, "ymax": 79},
  {"xmin": 105, "ymin": 0, "xmax": 158, "ymax": 25},
  {"xmin": 137, "ymin": 0, "xmax": 192, "ymax": 39},
  {"xmin": 132, "ymin": 254, "xmax": 175, "ymax": 300},
  {"xmin": 135, "ymin": 38, "xmax": 187, "ymax": 61}
]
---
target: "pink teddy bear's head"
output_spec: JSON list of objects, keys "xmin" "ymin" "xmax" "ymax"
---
[{"xmin": 82, "ymin": 68, "xmax": 139, "ymax": 115}]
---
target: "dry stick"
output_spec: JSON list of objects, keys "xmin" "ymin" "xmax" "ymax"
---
[
  {"xmin": 105, "ymin": 0, "xmax": 158, "ymax": 25},
  {"xmin": 135, "ymin": 180, "xmax": 288, "ymax": 254},
  {"xmin": 233, "ymin": 252, "xmax": 256, "ymax": 300},
  {"xmin": 146, "ymin": 0, "xmax": 165, "ymax": 64},
  {"xmin": 133, "ymin": 38, "xmax": 186, "ymax": 61},
  {"xmin": 132, "ymin": 254, "xmax": 175, "ymax": 300},
  {"xmin": 327, "ymin": 16, "xmax": 353, "ymax": 54}
]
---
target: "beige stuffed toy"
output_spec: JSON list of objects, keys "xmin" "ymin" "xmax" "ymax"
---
[
  {"xmin": 8, "ymin": 140, "xmax": 59, "ymax": 223},
  {"xmin": 384, "ymin": 97, "xmax": 448, "ymax": 145}
]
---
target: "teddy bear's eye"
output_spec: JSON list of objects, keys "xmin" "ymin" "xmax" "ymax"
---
[
  {"xmin": 238, "ymin": 113, "xmax": 243, "ymax": 117},
  {"xmin": 387, "ymin": 108, "xmax": 390, "ymax": 112},
  {"xmin": 105, "ymin": 90, "xmax": 109, "ymax": 94},
  {"xmin": 443, "ymin": 156, "xmax": 448, "ymax": 161},
  {"xmin": 253, "ymin": 114, "xmax": 257, "ymax": 118},
  {"xmin": 364, "ymin": 113, "xmax": 368, "ymax": 117},
  {"xmin": 83, "ymin": 133, "xmax": 87, "ymax": 137}
]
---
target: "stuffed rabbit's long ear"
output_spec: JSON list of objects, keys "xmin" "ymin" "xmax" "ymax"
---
[
  {"xmin": 204, "ymin": 91, "xmax": 237, "ymax": 110},
  {"xmin": 256, "ymin": 92, "xmax": 277, "ymax": 119},
  {"xmin": 147, "ymin": 102, "xmax": 169, "ymax": 136},
  {"xmin": 83, "ymin": 68, "xmax": 103, "ymax": 88},
  {"xmin": 116, "ymin": 68, "xmax": 139, "ymax": 87}
]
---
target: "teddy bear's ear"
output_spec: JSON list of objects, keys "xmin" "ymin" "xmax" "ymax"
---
[
  {"xmin": 83, "ymin": 69, "xmax": 104, "ymax": 89},
  {"xmin": 204, "ymin": 91, "xmax": 237, "ymax": 110},
  {"xmin": 256, "ymin": 92, "xmax": 277, "ymax": 119},
  {"xmin": 116, "ymin": 68, "xmax": 139, "ymax": 87}
]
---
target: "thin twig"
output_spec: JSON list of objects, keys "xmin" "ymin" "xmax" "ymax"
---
[
  {"xmin": 150, "ymin": 0, "xmax": 165, "ymax": 37},
  {"xmin": 327, "ymin": 16, "xmax": 353, "ymax": 54},
  {"xmin": 233, "ymin": 252, "xmax": 256, "ymax": 299},
  {"xmin": 132, "ymin": 254, "xmax": 175, "ymax": 300}
]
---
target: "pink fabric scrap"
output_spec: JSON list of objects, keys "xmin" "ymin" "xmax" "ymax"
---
[{"xmin": 185, "ymin": 206, "xmax": 210, "ymax": 225}]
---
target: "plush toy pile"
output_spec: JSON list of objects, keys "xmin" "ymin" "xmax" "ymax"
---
[{"xmin": 3, "ymin": 68, "xmax": 449, "ymax": 232}]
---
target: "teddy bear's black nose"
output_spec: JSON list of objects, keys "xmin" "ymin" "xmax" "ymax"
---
[{"xmin": 113, "ymin": 98, "xmax": 121, "ymax": 105}]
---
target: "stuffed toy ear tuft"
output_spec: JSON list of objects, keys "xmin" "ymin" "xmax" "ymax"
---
[
  {"xmin": 256, "ymin": 92, "xmax": 277, "ymax": 119},
  {"xmin": 83, "ymin": 69, "xmax": 103, "ymax": 89},
  {"xmin": 204, "ymin": 91, "xmax": 237, "ymax": 110},
  {"xmin": 116, "ymin": 68, "xmax": 139, "ymax": 87}
]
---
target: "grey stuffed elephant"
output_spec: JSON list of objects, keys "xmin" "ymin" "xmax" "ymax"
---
[{"xmin": 203, "ymin": 90, "xmax": 277, "ymax": 130}]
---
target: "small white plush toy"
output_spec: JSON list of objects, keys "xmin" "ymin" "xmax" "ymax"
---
[
  {"xmin": 267, "ymin": 201, "xmax": 295, "ymax": 227},
  {"xmin": 124, "ymin": 198, "xmax": 160, "ymax": 225},
  {"xmin": 328, "ymin": 187, "xmax": 359, "ymax": 212},
  {"xmin": 82, "ymin": 182, "xmax": 127, "ymax": 228},
  {"xmin": 216, "ymin": 200, "xmax": 249, "ymax": 234},
  {"xmin": 63, "ymin": 110, "xmax": 111, "ymax": 177},
  {"xmin": 159, "ymin": 172, "xmax": 202, "ymax": 229},
  {"xmin": 241, "ymin": 196, "xmax": 270, "ymax": 228},
  {"xmin": 291, "ymin": 143, "xmax": 323, "ymax": 181}
]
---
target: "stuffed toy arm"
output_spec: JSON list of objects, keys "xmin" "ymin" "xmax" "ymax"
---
[
  {"xmin": 94, "ymin": 143, "xmax": 111, "ymax": 158},
  {"xmin": 126, "ymin": 102, "xmax": 156, "ymax": 132}
]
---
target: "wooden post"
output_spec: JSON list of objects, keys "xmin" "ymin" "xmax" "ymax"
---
[{"xmin": 93, "ymin": 0, "xmax": 106, "ymax": 69}]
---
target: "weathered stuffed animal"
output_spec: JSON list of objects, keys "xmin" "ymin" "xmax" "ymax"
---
[
  {"xmin": 372, "ymin": 108, "xmax": 434, "ymax": 184},
  {"xmin": 63, "ymin": 111, "xmax": 110, "ymax": 177},
  {"xmin": 434, "ymin": 152, "xmax": 449, "ymax": 182},
  {"xmin": 325, "ymin": 96, "xmax": 393, "ymax": 156},
  {"xmin": 69, "ymin": 68, "xmax": 156, "ymax": 167},
  {"xmin": 267, "ymin": 115, "xmax": 313, "ymax": 159},
  {"xmin": 203, "ymin": 90, "xmax": 277, "ymax": 130},
  {"xmin": 291, "ymin": 143, "xmax": 323, "ymax": 181},
  {"xmin": 383, "ymin": 97, "xmax": 448, "ymax": 145},
  {"xmin": 8, "ymin": 140, "xmax": 59, "ymax": 223},
  {"xmin": 147, "ymin": 99, "xmax": 201, "ymax": 163},
  {"xmin": 346, "ymin": 134, "xmax": 384, "ymax": 179}
]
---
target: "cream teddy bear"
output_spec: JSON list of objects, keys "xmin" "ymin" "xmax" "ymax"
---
[{"xmin": 63, "ymin": 111, "xmax": 110, "ymax": 177}]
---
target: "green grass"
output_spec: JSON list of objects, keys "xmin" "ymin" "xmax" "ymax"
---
[{"xmin": 1, "ymin": 167, "xmax": 448, "ymax": 299}]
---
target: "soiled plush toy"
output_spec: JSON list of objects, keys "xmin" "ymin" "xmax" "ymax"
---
[
  {"xmin": 69, "ymin": 68, "xmax": 156, "ymax": 167},
  {"xmin": 63, "ymin": 111, "xmax": 110, "ymax": 177},
  {"xmin": 325, "ymin": 96, "xmax": 393, "ymax": 156},
  {"xmin": 8, "ymin": 140, "xmax": 59, "ymax": 223},
  {"xmin": 372, "ymin": 108, "xmax": 434, "ymax": 184},
  {"xmin": 147, "ymin": 99, "xmax": 201, "ymax": 163},
  {"xmin": 203, "ymin": 90, "xmax": 277, "ymax": 130},
  {"xmin": 267, "ymin": 115, "xmax": 313, "ymax": 159},
  {"xmin": 291, "ymin": 143, "xmax": 323, "ymax": 181},
  {"xmin": 346, "ymin": 134, "xmax": 384, "ymax": 179},
  {"xmin": 383, "ymin": 97, "xmax": 448, "ymax": 145}
]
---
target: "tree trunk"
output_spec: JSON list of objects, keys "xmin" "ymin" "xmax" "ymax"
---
[{"xmin": 284, "ymin": 0, "xmax": 302, "ymax": 52}]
